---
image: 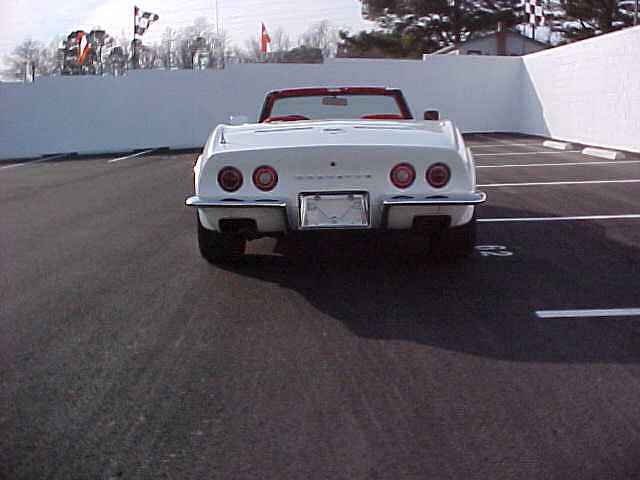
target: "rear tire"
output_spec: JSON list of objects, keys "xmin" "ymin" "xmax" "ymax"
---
[
  {"xmin": 431, "ymin": 216, "xmax": 476, "ymax": 259},
  {"xmin": 197, "ymin": 214, "xmax": 246, "ymax": 264}
]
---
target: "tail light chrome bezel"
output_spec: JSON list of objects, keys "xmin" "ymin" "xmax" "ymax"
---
[
  {"xmin": 390, "ymin": 163, "xmax": 416, "ymax": 189},
  {"xmin": 426, "ymin": 163, "xmax": 451, "ymax": 188},
  {"xmin": 252, "ymin": 165, "xmax": 278, "ymax": 191},
  {"xmin": 218, "ymin": 166, "xmax": 243, "ymax": 192}
]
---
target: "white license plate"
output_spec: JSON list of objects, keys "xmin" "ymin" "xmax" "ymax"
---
[{"xmin": 300, "ymin": 193, "xmax": 369, "ymax": 229}]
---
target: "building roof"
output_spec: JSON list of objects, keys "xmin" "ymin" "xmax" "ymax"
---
[{"xmin": 431, "ymin": 29, "xmax": 549, "ymax": 55}]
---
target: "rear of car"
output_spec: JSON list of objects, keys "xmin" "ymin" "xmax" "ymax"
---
[{"xmin": 186, "ymin": 88, "xmax": 486, "ymax": 263}]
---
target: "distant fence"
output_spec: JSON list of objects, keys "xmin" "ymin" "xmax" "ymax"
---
[{"xmin": 1, "ymin": 26, "xmax": 639, "ymax": 160}]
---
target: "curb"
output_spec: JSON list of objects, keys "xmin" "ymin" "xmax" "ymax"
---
[
  {"xmin": 543, "ymin": 140, "xmax": 574, "ymax": 151},
  {"xmin": 582, "ymin": 147, "xmax": 626, "ymax": 160}
]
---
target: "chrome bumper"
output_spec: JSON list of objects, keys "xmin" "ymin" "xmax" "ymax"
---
[
  {"xmin": 185, "ymin": 196, "xmax": 287, "ymax": 208},
  {"xmin": 186, "ymin": 192, "xmax": 486, "ymax": 209},
  {"xmin": 382, "ymin": 191, "xmax": 486, "ymax": 207}
]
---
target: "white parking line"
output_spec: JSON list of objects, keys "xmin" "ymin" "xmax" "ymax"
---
[
  {"xmin": 107, "ymin": 149, "xmax": 156, "ymax": 163},
  {"xmin": 536, "ymin": 309, "xmax": 640, "ymax": 318},
  {"xmin": 478, "ymin": 179, "xmax": 640, "ymax": 187},
  {"xmin": 474, "ymin": 151, "xmax": 582, "ymax": 157},
  {"xmin": 478, "ymin": 214, "xmax": 640, "ymax": 223},
  {"xmin": 477, "ymin": 160, "xmax": 640, "ymax": 169},
  {"xmin": 467, "ymin": 134, "xmax": 532, "ymax": 144},
  {"xmin": 471, "ymin": 143, "xmax": 544, "ymax": 148},
  {"xmin": 0, "ymin": 153, "xmax": 69, "ymax": 171}
]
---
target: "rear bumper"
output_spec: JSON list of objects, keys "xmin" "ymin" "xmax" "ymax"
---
[
  {"xmin": 186, "ymin": 196, "xmax": 288, "ymax": 233},
  {"xmin": 381, "ymin": 191, "xmax": 486, "ymax": 207},
  {"xmin": 185, "ymin": 197, "xmax": 286, "ymax": 209},
  {"xmin": 185, "ymin": 191, "xmax": 486, "ymax": 232},
  {"xmin": 382, "ymin": 191, "xmax": 485, "ymax": 228}
]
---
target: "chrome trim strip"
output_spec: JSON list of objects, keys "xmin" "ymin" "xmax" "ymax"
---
[
  {"xmin": 185, "ymin": 196, "xmax": 287, "ymax": 208},
  {"xmin": 382, "ymin": 191, "xmax": 486, "ymax": 206}
]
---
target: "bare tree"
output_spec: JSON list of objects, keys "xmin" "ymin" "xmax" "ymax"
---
[
  {"xmin": 3, "ymin": 39, "xmax": 47, "ymax": 81},
  {"xmin": 299, "ymin": 20, "xmax": 339, "ymax": 57},
  {"xmin": 104, "ymin": 46, "xmax": 127, "ymax": 76},
  {"xmin": 175, "ymin": 17, "xmax": 228, "ymax": 69},
  {"xmin": 159, "ymin": 28, "xmax": 178, "ymax": 69},
  {"xmin": 239, "ymin": 38, "xmax": 263, "ymax": 63},
  {"xmin": 270, "ymin": 27, "xmax": 293, "ymax": 52}
]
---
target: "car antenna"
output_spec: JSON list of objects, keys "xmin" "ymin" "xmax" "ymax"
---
[{"xmin": 220, "ymin": 128, "xmax": 227, "ymax": 144}]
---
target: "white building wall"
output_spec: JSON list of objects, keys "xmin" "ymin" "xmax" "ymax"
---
[
  {"xmin": 0, "ymin": 56, "xmax": 522, "ymax": 159},
  {"xmin": 443, "ymin": 34, "xmax": 546, "ymax": 56},
  {"xmin": 520, "ymin": 26, "xmax": 640, "ymax": 152}
]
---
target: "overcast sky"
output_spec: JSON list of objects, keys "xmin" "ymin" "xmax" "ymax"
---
[{"xmin": 0, "ymin": 0, "xmax": 376, "ymax": 60}]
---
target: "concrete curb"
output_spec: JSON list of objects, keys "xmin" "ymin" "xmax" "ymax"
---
[
  {"xmin": 543, "ymin": 140, "xmax": 574, "ymax": 150},
  {"xmin": 582, "ymin": 147, "xmax": 626, "ymax": 160}
]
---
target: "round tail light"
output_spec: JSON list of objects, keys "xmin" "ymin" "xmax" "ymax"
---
[
  {"xmin": 390, "ymin": 163, "xmax": 415, "ymax": 189},
  {"xmin": 218, "ymin": 167, "xmax": 243, "ymax": 192},
  {"xmin": 426, "ymin": 163, "xmax": 450, "ymax": 188},
  {"xmin": 252, "ymin": 166, "xmax": 278, "ymax": 191}
]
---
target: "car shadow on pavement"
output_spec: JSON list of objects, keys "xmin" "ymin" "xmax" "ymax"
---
[{"xmin": 219, "ymin": 205, "xmax": 640, "ymax": 364}]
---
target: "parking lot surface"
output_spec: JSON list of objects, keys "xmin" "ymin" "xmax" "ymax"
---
[{"xmin": 2, "ymin": 134, "xmax": 640, "ymax": 479}]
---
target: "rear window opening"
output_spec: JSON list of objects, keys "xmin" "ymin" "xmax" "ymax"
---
[
  {"xmin": 259, "ymin": 88, "xmax": 413, "ymax": 122},
  {"xmin": 268, "ymin": 94, "xmax": 405, "ymax": 121}
]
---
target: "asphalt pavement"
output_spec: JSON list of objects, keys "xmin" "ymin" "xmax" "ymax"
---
[{"xmin": 2, "ymin": 134, "xmax": 640, "ymax": 479}]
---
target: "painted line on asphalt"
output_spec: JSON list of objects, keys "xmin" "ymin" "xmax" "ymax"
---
[
  {"xmin": 108, "ymin": 149, "xmax": 157, "ymax": 163},
  {"xmin": 466, "ymin": 134, "xmax": 529, "ymax": 143},
  {"xmin": 474, "ymin": 150, "xmax": 582, "ymax": 157},
  {"xmin": 536, "ymin": 308, "xmax": 640, "ymax": 319},
  {"xmin": 471, "ymin": 143, "xmax": 546, "ymax": 148},
  {"xmin": 478, "ymin": 214, "xmax": 640, "ymax": 223},
  {"xmin": 478, "ymin": 179, "xmax": 640, "ymax": 187},
  {"xmin": 0, "ymin": 153, "xmax": 70, "ymax": 171},
  {"xmin": 477, "ymin": 160, "xmax": 640, "ymax": 169}
]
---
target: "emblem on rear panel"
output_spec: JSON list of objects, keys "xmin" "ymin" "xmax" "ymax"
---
[{"xmin": 294, "ymin": 174, "xmax": 373, "ymax": 180}]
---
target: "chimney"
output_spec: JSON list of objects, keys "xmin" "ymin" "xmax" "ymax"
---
[{"xmin": 496, "ymin": 22, "xmax": 506, "ymax": 56}]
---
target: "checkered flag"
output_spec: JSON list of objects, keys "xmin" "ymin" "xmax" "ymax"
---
[
  {"xmin": 524, "ymin": 0, "xmax": 545, "ymax": 26},
  {"xmin": 134, "ymin": 6, "xmax": 159, "ymax": 36}
]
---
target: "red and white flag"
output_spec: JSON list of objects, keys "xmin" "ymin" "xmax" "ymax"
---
[
  {"xmin": 260, "ymin": 23, "xmax": 271, "ymax": 53},
  {"xmin": 134, "ymin": 6, "xmax": 160, "ymax": 36},
  {"xmin": 77, "ymin": 31, "xmax": 90, "ymax": 65}
]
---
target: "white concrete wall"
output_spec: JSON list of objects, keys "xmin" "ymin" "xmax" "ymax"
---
[
  {"xmin": 2, "ymin": 27, "xmax": 639, "ymax": 160},
  {"xmin": 520, "ymin": 26, "xmax": 640, "ymax": 153},
  {"xmin": 0, "ymin": 56, "xmax": 522, "ymax": 159}
]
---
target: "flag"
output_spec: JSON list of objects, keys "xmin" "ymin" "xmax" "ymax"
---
[
  {"xmin": 134, "ymin": 6, "xmax": 160, "ymax": 36},
  {"xmin": 260, "ymin": 23, "xmax": 271, "ymax": 53},
  {"xmin": 524, "ymin": 0, "xmax": 545, "ymax": 26},
  {"xmin": 77, "ymin": 31, "xmax": 90, "ymax": 65}
]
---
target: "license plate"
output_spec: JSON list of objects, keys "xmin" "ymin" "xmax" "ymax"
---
[{"xmin": 300, "ymin": 193, "xmax": 369, "ymax": 229}]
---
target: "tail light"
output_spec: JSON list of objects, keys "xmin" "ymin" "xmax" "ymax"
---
[
  {"xmin": 218, "ymin": 166, "xmax": 243, "ymax": 192},
  {"xmin": 252, "ymin": 166, "xmax": 278, "ymax": 191},
  {"xmin": 426, "ymin": 163, "xmax": 450, "ymax": 188},
  {"xmin": 390, "ymin": 163, "xmax": 415, "ymax": 189}
]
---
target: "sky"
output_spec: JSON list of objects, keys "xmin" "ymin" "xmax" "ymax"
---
[{"xmin": 0, "ymin": 0, "xmax": 376, "ymax": 61}]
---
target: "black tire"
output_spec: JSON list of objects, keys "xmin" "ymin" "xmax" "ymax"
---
[
  {"xmin": 431, "ymin": 215, "xmax": 476, "ymax": 259},
  {"xmin": 197, "ymin": 214, "xmax": 246, "ymax": 264}
]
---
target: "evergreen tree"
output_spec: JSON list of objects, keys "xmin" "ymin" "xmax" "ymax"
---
[
  {"xmin": 551, "ymin": 0, "xmax": 636, "ymax": 40},
  {"xmin": 340, "ymin": 0, "xmax": 520, "ymax": 57}
]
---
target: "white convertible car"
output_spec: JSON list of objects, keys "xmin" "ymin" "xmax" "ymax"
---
[{"xmin": 186, "ymin": 87, "xmax": 486, "ymax": 263}]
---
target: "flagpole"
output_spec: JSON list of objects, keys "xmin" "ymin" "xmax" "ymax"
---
[
  {"xmin": 216, "ymin": 0, "xmax": 220, "ymax": 36},
  {"xmin": 132, "ymin": 6, "xmax": 136, "ymax": 69}
]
